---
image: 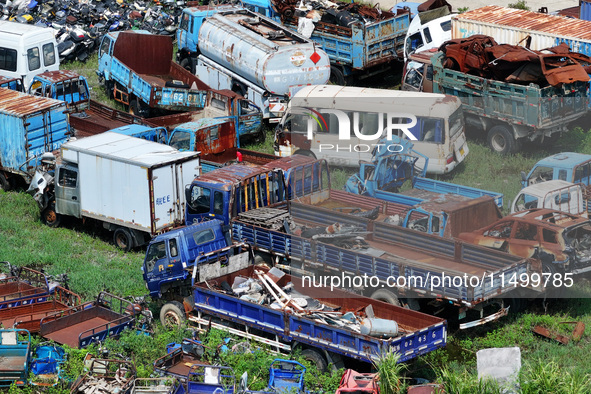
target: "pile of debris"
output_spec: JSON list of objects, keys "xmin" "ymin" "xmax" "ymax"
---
[
  {"xmin": 71, "ymin": 358, "xmax": 136, "ymax": 394},
  {"xmin": 439, "ymin": 34, "xmax": 591, "ymax": 87},
  {"xmin": 222, "ymin": 267, "xmax": 402, "ymax": 339},
  {"xmin": 271, "ymin": 0, "xmax": 397, "ymax": 37}
]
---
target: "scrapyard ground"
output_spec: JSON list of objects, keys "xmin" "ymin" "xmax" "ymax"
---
[{"xmin": 2, "ymin": 35, "xmax": 591, "ymax": 391}]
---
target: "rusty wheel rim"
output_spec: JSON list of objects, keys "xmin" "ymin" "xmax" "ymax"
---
[
  {"xmin": 115, "ymin": 233, "xmax": 129, "ymax": 249},
  {"xmin": 163, "ymin": 311, "xmax": 182, "ymax": 328},
  {"xmin": 45, "ymin": 210, "xmax": 57, "ymax": 224}
]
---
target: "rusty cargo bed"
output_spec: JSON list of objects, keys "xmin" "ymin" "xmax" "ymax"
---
[
  {"xmin": 39, "ymin": 292, "xmax": 136, "ymax": 348},
  {"xmin": 0, "ymin": 286, "xmax": 81, "ymax": 333},
  {"xmin": 0, "ymin": 266, "xmax": 52, "ymax": 309},
  {"xmin": 153, "ymin": 339, "xmax": 210, "ymax": 380}
]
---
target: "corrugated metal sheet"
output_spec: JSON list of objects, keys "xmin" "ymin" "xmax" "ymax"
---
[
  {"xmin": 0, "ymin": 87, "xmax": 66, "ymax": 115},
  {"xmin": 34, "ymin": 70, "xmax": 81, "ymax": 84},
  {"xmin": 452, "ymin": 6, "xmax": 591, "ymax": 55}
]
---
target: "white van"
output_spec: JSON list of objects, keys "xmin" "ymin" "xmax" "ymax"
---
[
  {"xmin": 0, "ymin": 21, "xmax": 59, "ymax": 89},
  {"xmin": 273, "ymin": 85, "xmax": 469, "ymax": 175}
]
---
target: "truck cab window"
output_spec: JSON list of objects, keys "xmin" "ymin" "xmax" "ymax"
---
[
  {"xmin": 213, "ymin": 191, "xmax": 223, "ymax": 216},
  {"xmin": 58, "ymin": 168, "xmax": 77, "ymax": 188},
  {"xmin": 408, "ymin": 32, "xmax": 423, "ymax": 52},
  {"xmin": 529, "ymin": 166, "xmax": 553, "ymax": 185},
  {"xmin": 180, "ymin": 13, "xmax": 190, "ymax": 31},
  {"xmin": 558, "ymin": 169, "xmax": 567, "ymax": 181},
  {"xmin": 99, "ymin": 39, "xmax": 110, "ymax": 57},
  {"xmin": 404, "ymin": 67, "xmax": 423, "ymax": 90},
  {"xmin": 574, "ymin": 163, "xmax": 591, "ymax": 184},
  {"xmin": 193, "ymin": 229, "xmax": 215, "ymax": 245},
  {"xmin": 145, "ymin": 241, "xmax": 167, "ymax": 272},
  {"xmin": 170, "ymin": 131, "xmax": 191, "ymax": 151},
  {"xmin": 423, "ymin": 27, "xmax": 432, "ymax": 44},
  {"xmin": 42, "ymin": 43, "xmax": 56, "ymax": 66},
  {"xmin": 169, "ymin": 239, "xmax": 178, "ymax": 257},
  {"xmin": 189, "ymin": 186, "xmax": 211, "ymax": 214},
  {"xmin": 27, "ymin": 47, "xmax": 41, "ymax": 71},
  {"xmin": 0, "ymin": 47, "xmax": 17, "ymax": 72}
]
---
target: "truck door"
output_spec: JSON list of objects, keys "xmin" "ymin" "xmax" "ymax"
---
[
  {"xmin": 237, "ymin": 99, "xmax": 263, "ymax": 139},
  {"xmin": 97, "ymin": 36, "xmax": 114, "ymax": 80},
  {"xmin": 55, "ymin": 164, "xmax": 81, "ymax": 218},
  {"xmin": 143, "ymin": 239, "xmax": 170, "ymax": 295}
]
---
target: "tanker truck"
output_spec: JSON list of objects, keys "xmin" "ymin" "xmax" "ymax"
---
[{"xmin": 176, "ymin": 6, "xmax": 331, "ymax": 122}]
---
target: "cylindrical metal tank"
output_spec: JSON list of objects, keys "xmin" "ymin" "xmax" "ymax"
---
[
  {"xmin": 198, "ymin": 11, "xmax": 331, "ymax": 96},
  {"xmin": 360, "ymin": 317, "xmax": 399, "ymax": 338}
]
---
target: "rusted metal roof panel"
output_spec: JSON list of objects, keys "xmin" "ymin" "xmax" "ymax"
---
[
  {"xmin": 0, "ymin": 87, "xmax": 67, "ymax": 115},
  {"xmin": 34, "ymin": 70, "xmax": 82, "ymax": 84},
  {"xmin": 195, "ymin": 163, "xmax": 275, "ymax": 186},
  {"xmin": 453, "ymin": 6, "xmax": 591, "ymax": 42}
]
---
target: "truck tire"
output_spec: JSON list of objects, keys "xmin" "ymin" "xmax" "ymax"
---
[
  {"xmin": 106, "ymin": 81, "xmax": 114, "ymax": 99},
  {"xmin": 301, "ymin": 348, "xmax": 328, "ymax": 372},
  {"xmin": 294, "ymin": 150, "xmax": 316, "ymax": 158},
  {"xmin": 160, "ymin": 301, "xmax": 186, "ymax": 328},
  {"xmin": 0, "ymin": 173, "xmax": 11, "ymax": 192},
  {"xmin": 180, "ymin": 58, "xmax": 193, "ymax": 73},
  {"xmin": 42, "ymin": 203, "xmax": 61, "ymax": 228},
  {"xmin": 370, "ymin": 289, "xmax": 401, "ymax": 307},
  {"xmin": 113, "ymin": 228, "xmax": 134, "ymax": 252},
  {"xmin": 231, "ymin": 82, "xmax": 246, "ymax": 98},
  {"xmin": 329, "ymin": 66, "xmax": 345, "ymax": 86},
  {"xmin": 487, "ymin": 125, "xmax": 519, "ymax": 155}
]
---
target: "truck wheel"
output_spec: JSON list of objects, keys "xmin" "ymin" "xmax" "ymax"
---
[
  {"xmin": 106, "ymin": 81, "xmax": 114, "ymax": 99},
  {"xmin": 294, "ymin": 150, "xmax": 316, "ymax": 158},
  {"xmin": 370, "ymin": 289, "xmax": 401, "ymax": 307},
  {"xmin": 180, "ymin": 58, "xmax": 195, "ymax": 74},
  {"xmin": 0, "ymin": 173, "xmax": 11, "ymax": 192},
  {"xmin": 329, "ymin": 66, "xmax": 345, "ymax": 86},
  {"xmin": 301, "ymin": 348, "xmax": 327, "ymax": 372},
  {"xmin": 160, "ymin": 301, "xmax": 186, "ymax": 328},
  {"xmin": 113, "ymin": 228, "xmax": 134, "ymax": 252},
  {"xmin": 42, "ymin": 204, "xmax": 61, "ymax": 228},
  {"xmin": 487, "ymin": 125, "xmax": 518, "ymax": 155}
]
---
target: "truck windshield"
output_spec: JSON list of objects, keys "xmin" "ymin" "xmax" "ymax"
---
[
  {"xmin": 187, "ymin": 186, "xmax": 211, "ymax": 214},
  {"xmin": 145, "ymin": 241, "xmax": 166, "ymax": 272},
  {"xmin": 170, "ymin": 131, "xmax": 191, "ymax": 151}
]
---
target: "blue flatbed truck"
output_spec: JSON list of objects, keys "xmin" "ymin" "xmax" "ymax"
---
[
  {"xmin": 230, "ymin": 200, "xmax": 543, "ymax": 329},
  {"xmin": 185, "ymin": 265, "xmax": 447, "ymax": 368},
  {"xmin": 97, "ymin": 31, "xmax": 211, "ymax": 117},
  {"xmin": 236, "ymin": 0, "xmax": 411, "ymax": 83}
]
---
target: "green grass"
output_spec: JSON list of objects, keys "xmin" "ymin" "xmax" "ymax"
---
[{"xmin": 33, "ymin": 52, "xmax": 591, "ymax": 392}]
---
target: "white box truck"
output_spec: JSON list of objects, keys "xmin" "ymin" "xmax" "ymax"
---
[{"xmin": 29, "ymin": 132, "xmax": 201, "ymax": 251}]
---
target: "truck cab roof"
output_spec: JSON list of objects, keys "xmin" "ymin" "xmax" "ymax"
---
[
  {"xmin": 532, "ymin": 152, "xmax": 591, "ymax": 171},
  {"xmin": 195, "ymin": 163, "xmax": 279, "ymax": 191},
  {"xmin": 31, "ymin": 70, "xmax": 85, "ymax": 84},
  {"xmin": 151, "ymin": 219, "xmax": 223, "ymax": 244}
]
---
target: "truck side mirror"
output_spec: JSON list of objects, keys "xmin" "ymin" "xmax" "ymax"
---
[
  {"xmin": 520, "ymin": 171, "xmax": 527, "ymax": 182},
  {"xmin": 185, "ymin": 185, "xmax": 192, "ymax": 203}
]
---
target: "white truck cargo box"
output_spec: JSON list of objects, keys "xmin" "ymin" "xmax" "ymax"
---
[{"xmin": 60, "ymin": 132, "xmax": 200, "ymax": 233}]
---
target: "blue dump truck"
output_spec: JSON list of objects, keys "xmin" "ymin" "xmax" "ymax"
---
[
  {"xmin": 232, "ymin": 0, "xmax": 411, "ymax": 83},
  {"xmin": 97, "ymin": 30, "xmax": 211, "ymax": 118},
  {"xmin": 176, "ymin": 6, "xmax": 330, "ymax": 122},
  {"xmin": 0, "ymin": 87, "xmax": 70, "ymax": 192},
  {"xmin": 143, "ymin": 224, "xmax": 447, "ymax": 370}
]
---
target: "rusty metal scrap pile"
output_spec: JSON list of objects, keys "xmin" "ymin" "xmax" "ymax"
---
[
  {"xmin": 222, "ymin": 267, "xmax": 402, "ymax": 338},
  {"xmin": 439, "ymin": 35, "xmax": 591, "ymax": 87},
  {"xmin": 271, "ymin": 0, "xmax": 392, "ymax": 26}
]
